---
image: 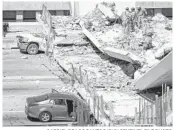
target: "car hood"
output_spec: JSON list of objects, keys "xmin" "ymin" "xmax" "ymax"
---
[{"xmin": 18, "ymin": 33, "xmax": 44, "ymax": 43}]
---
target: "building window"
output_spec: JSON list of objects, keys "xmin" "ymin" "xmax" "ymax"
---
[
  {"xmin": 63, "ymin": 10, "xmax": 70, "ymax": 16},
  {"xmin": 23, "ymin": 11, "xmax": 36, "ymax": 22},
  {"xmin": 49, "ymin": 10, "xmax": 56, "ymax": 15},
  {"xmin": 146, "ymin": 8, "xmax": 154, "ymax": 16},
  {"xmin": 3, "ymin": 11, "xmax": 16, "ymax": 20},
  {"xmin": 162, "ymin": 8, "xmax": 172, "ymax": 18}
]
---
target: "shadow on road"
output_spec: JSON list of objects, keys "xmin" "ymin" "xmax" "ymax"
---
[{"xmin": 27, "ymin": 116, "xmax": 73, "ymax": 122}]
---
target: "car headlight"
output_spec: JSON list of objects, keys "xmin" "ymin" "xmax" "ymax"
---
[{"xmin": 22, "ymin": 37, "xmax": 29, "ymax": 43}]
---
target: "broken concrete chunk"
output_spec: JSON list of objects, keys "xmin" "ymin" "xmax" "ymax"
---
[
  {"xmin": 145, "ymin": 50, "xmax": 156, "ymax": 64},
  {"xmin": 163, "ymin": 43, "xmax": 172, "ymax": 54},
  {"xmin": 98, "ymin": 4, "xmax": 116, "ymax": 20},
  {"xmin": 143, "ymin": 36, "xmax": 153, "ymax": 50},
  {"xmin": 82, "ymin": 28, "xmax": 103, "ymax": 52},
  {"xmin": 155, "ymin": 43, "xmax": 172, "ymax": 60},
  {"xmin": 128, "ymin": 52, "xmax": 143, "ymax": 65},
  {"xmin": 103, "ymin": 47, "xmax": 132, "ymax": 63},
  {"xmin": 152, "ymin": 13, "xmax": 169, "ymax": 23},
  {"xmin": 103, "ymin": 47, "xmax": 143, "ymax": 66},
  {"xmin": 147, "ymin": 59, "xmax": 160, "ymax": 68}
]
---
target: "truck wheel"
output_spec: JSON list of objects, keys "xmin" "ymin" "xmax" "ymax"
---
[
  {"xmin": 39, "ymin": 111, "xmax": 51, "ymax": 122},
  {"xmin": 27, "ymin": 43, "xmax": 39, "ymax": 55}
]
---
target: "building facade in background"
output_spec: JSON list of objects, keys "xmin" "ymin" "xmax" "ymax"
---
[
  {"xmin": 3, "ymin": 1, "xmax": 173, "ymax": 22},
  {"xmin": 3, "ymin": 1, "xmax": 72, "ymax": 22},
  {"xmin": 136, "ymin": 1, "xmax": 172, "ymax": 18}
]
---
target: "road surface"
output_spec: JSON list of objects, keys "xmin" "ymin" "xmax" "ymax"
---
[{"xmin": 3, "ymin": 27, "xmax": 73, "ymax": 126}]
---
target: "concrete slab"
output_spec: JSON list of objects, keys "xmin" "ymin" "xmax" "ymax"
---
[
  {"xmin": 103, "ymin": 47, "xmax": 133, "ymax": 63},
  {"xmin": 135, "ymin": 52, "xmax": 172, "ymax": 91},
  {"xmin": 82, "ymin": 28, "xmax": 104, "ymax": 53}
]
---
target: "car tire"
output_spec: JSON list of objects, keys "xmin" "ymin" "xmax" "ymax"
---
[
  {"xmin": 39, "ymin": 111, "xmax": 51, "ymax": 122},
  {"xmin": 27, "ymin": 43, "xmax": 39, "ymax": 55}
]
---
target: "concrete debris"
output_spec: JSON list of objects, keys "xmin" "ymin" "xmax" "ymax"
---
[
  {"xmin": 48, "ymin": 3, "xmax": 172, "ymax": 124},
  {"xmin": 145, "ymin": 50, "xmax": 156, "ymax": 64},
  {"xmin": 147, "ymin": 59, "xmax": 160, "ymax": 68},
  {"xmin": 81, "ymin": 3, "xmax": 120, "ymax": 31},
  {"xmin": 127, "ymin": 52, "xmax": 144, "ymax": 66},
  {"xmin": 103, "ymin": 47, "xmax": 133, "ymax": 63},
  {"xmin": 152, "ymin": 13, "xmax": 169, "ymax": 23},
  {"xmin": 121, "ymin": 63, "xmax": 135, "ymax": 78},
  {"xmin": 165, "ymin": 21, "xmax": 172, "ymax": 30},
  {"xmin": 54, "ymin": 45, "xmax": 95, "ymax": 56},
  {"xmin": 82, "ymin": 28, "xmax": 103, "ymax": 52},
  {"xmin": 155, "ymin": 43, "xmax": 172, "ymax": 60},
  {"xmin": 21, "ymin": 56, "xmax": 28, "ymax": 59},
  {"xmin": 81, "ymin": 10, "xmax": 172, "ymax": 80},
  {"xmin": 52, "ymin": 16, "xmax": 81, "ymax": 30},
  {"xmin": 142, "ymin": 35, "xmax": 153, "ymax": 50},
  {"xmin": 82, "ymin": 7, "xmax": 107, "ymax": 30},
  {"xmin": 97, "ymin": 3, "xmax": 116, "ymax": 21}
]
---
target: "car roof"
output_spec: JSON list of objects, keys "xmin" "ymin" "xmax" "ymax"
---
[
  {"xmin": 27, "ymin": 92, "xmax": 86, "ymax": 105},
  {"xmin": 47, "ymin": 92, "xmax": 80, "ymax": 101}
]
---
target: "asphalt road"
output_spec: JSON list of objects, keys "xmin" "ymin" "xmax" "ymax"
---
[{"xmin": 3, "ymin": 30, "xmax": 73, "ymax": 126}]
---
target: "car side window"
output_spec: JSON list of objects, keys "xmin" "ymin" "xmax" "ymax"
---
[{"xmin": 54, "ymin": 99, "xmax": 66, "ymax": 106}]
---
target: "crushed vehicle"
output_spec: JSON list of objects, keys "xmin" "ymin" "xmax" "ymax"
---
[
  {"xmin": 25, "ymin": 92, "xmax": 90, "ymax": 122},
  {"xmin": 16, "ymin": 33, "xmax": 46, "ymax": 55}
]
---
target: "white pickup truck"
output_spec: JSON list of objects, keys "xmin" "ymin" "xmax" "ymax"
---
[{"xmin": 16, "ymin": 33, "xmax": 47, "ymax": 55}]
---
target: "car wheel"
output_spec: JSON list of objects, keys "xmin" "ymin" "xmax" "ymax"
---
[
  {"xmin": 27, "ymin": 43, "xmax": 39, "ymax": 55},
  {"xmin": 39, "ymin": 111, "xmax": 51, "ymax": 122}
]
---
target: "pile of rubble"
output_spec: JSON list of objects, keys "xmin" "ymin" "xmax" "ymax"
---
[
  {"xmin": 53, "ymin": 51, "xmax": 135, "ymax": 92},
  {"xmin": 152, "ymin": 13, "xmax": 169, "ymax": 23},
  {"xmin": 54, "ymin": 45, "xmax": 95, "ymax": 56},
  {"xmin": 80, "ymin": 2, "xmax": 119, "ymax": 31},
  {"xmin": 50, "ymin": 2, "xmax": 172, "ymax": 125},
  {"xmin": 82, "ymin": 8, "xmax": 172, "ymax": 80},
  {"xmin": 51, "ymin": 2, "xmax": 172, "ymax": 91},
  {"xmin": 52, "ymin": 16, "xmax": 81, "ymax": 30}
]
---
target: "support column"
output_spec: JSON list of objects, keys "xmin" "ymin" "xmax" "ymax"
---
[{"xmin": 71, "ymin": 1, "xmax": 79, "ymax": 18}]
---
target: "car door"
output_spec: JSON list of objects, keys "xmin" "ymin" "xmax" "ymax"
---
[{"xmin": 50, "ymin": 98, "xmax": 68, "ymax": 119}]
